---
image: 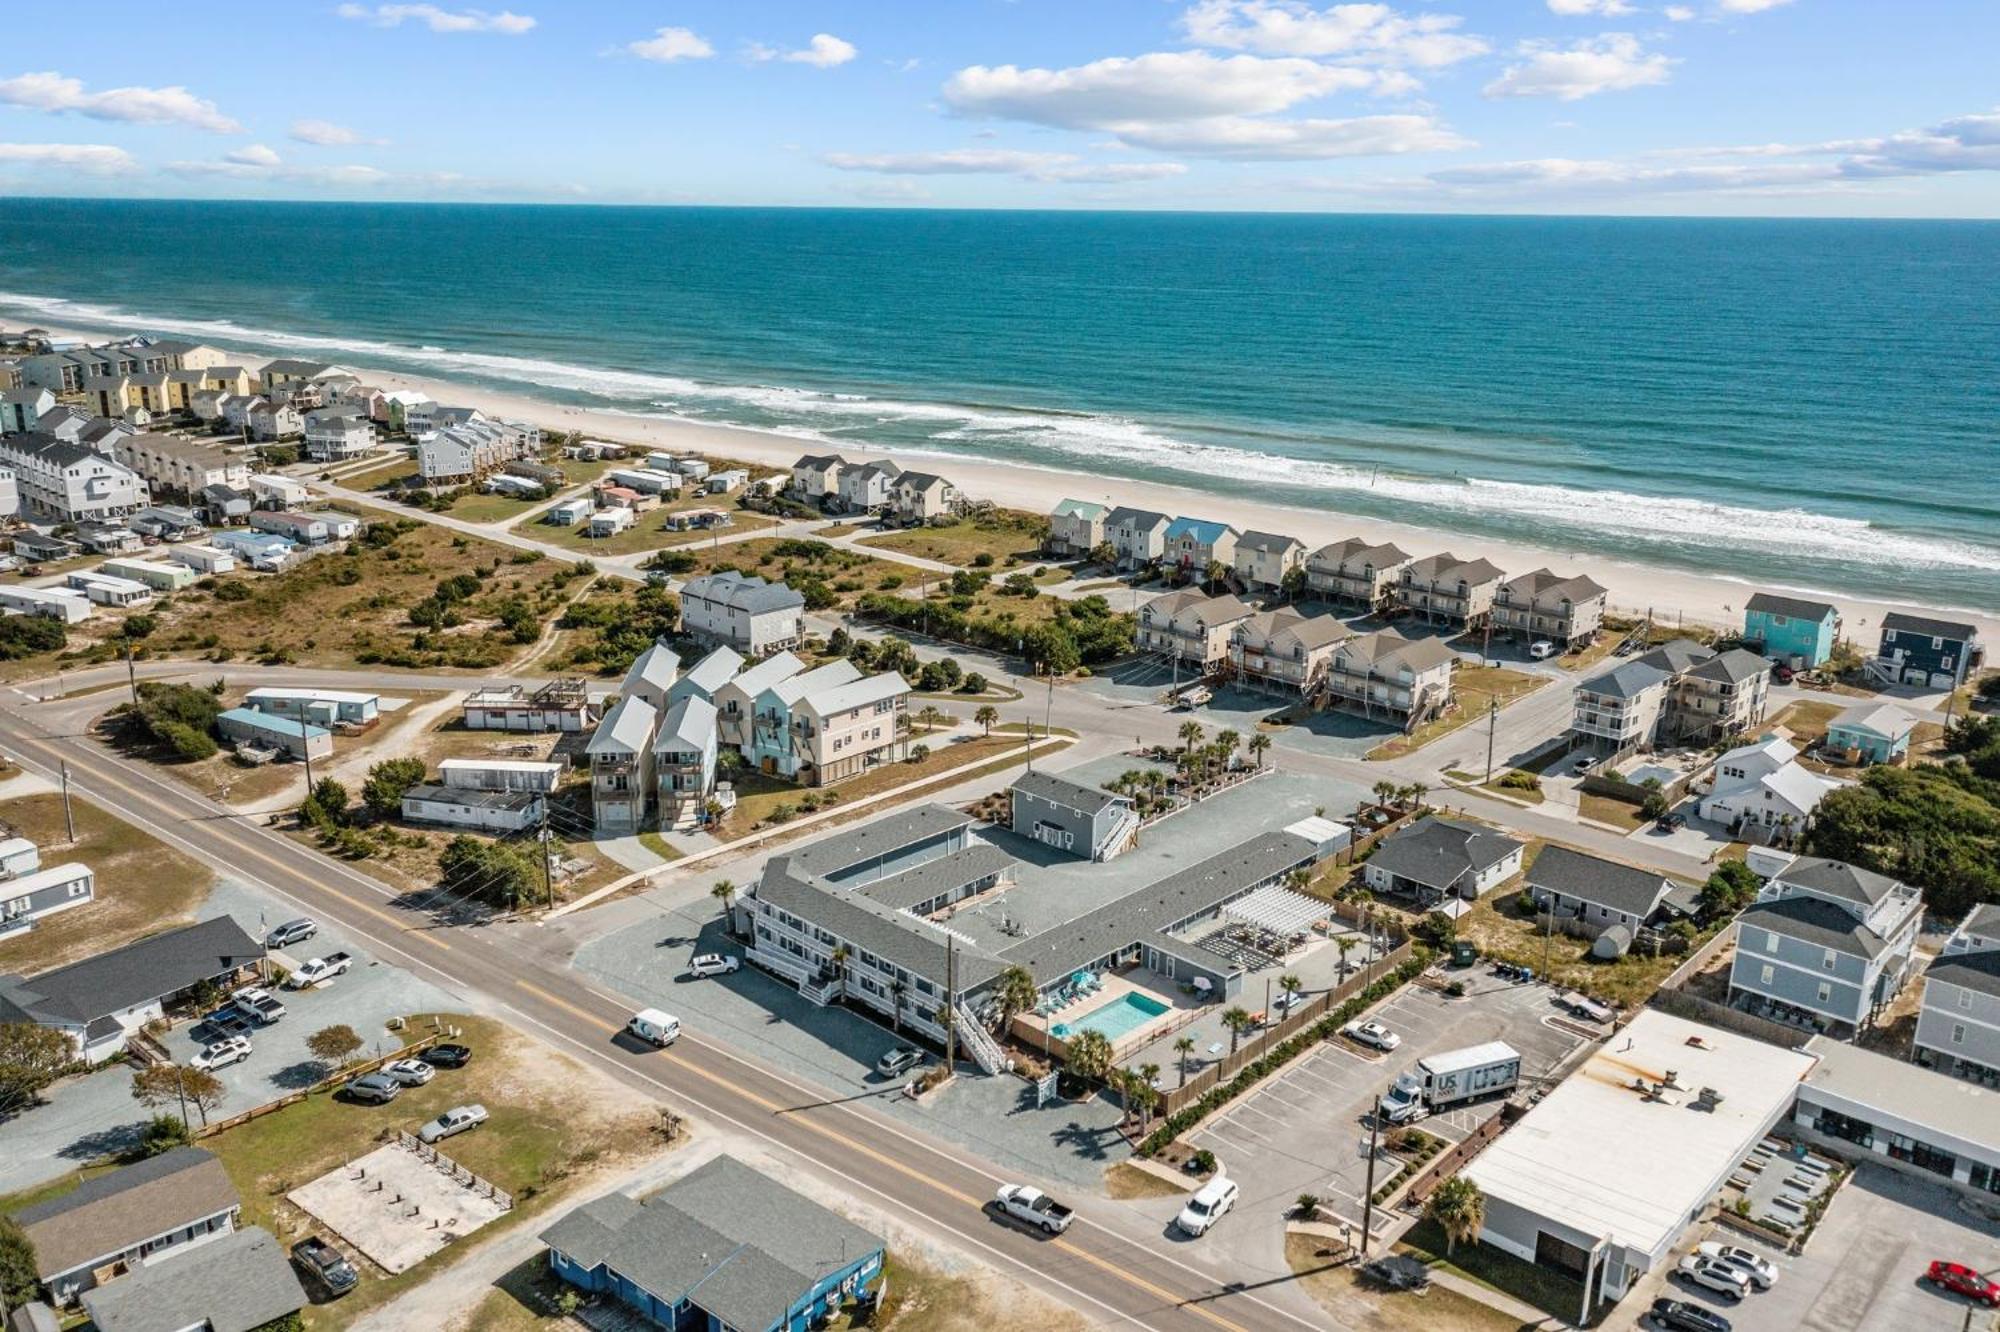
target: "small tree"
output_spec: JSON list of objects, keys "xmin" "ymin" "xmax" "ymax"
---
[
  {"xmin": 1247, "ymin": 733, "xmax": 1271, "ymax": 768},
  {"xmin": 710, "ymin": 878, "xmax": 737, "ymax": 916},
  {"xmin": 362, "ymin": 756, "xmax": 428, "ymax": 816},
  {"xmin": 995, "ymin": 966, "xmax": 1039, "ymax": 1029},
  {"xmin": 1640, "ymin": 789, "xmax": 1671, "ymax": 820},
  {"xmin": 132, "ymin": 1064, "xmax": 225, "ymax": 1127},
  {"xmin": 1173, "ymin": 1035, "xmax": 1196, "ymax": 1087},
  {"xmin": 140, "ymin": 1113, "xmax": 192, "ymax": 1157},
  {"xmin": 0, "ymin": 1020, "xmax": 73, "ymax": 1113},
  {"xmin": 1065, "ymin": 1029, "xmax": 1114, "ymax": 1083},
  {"xmin": 1336, "ymin": 936, "xmax": 1358, "ymax": 980},
  {"xmin": 1278, "ymin": 974, "xmax": 1304, "ymax": 1011},
  {"xmin": 307, "ymin": 1024, "xmax": 364, "ymax": 1070},
  {"xmin": 1222, "ymin": 1006, "xmax": 1255, "ymax": 1054},
  {"xmin": 1699, "ymin": 859, "xmax": 1760, "ymax": 919},
  {"xmin": 975, "ymin": 704, "xmax": 1000, "ymax": 736},
  {"xmin": 0, "ymin": 1217, "xmax": 38, "ymax": 1313},
  {"xmin": 1425, "ymin": 1175, "xmax": 1486, "ymax": 1256}
]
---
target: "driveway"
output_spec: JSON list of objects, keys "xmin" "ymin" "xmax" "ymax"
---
[
  {"xmin": 1626, "ymin": 808, "xmax": 1735, "ymax": 861},
  {"xmin": 1182, "ymin": 969, "xmax": 1594, "ymax": 1295},
  {"xmin": 1626, "ymin": 1165, "xmax": 2000, "ymax": 1331},
  {"xmin": 0, "ymin": 878, "xmax": 462, "ymax": 1195}
]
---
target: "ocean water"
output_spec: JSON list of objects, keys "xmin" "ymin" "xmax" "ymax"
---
[{"xmin": 2, "ymin": 199, "xmax": 1995, "ymax": 612}]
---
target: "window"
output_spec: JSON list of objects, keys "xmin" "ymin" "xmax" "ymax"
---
[
  {"xmin": 1817, "ymin": 980, "xmax": 1832, "ymax": 1004},
  {"xmin": 1760, "ymin": 964, "xmax": 1775, "ymax": 986},
  {"xmin": 1954, "ymin": 1024, "xmax": 1968, "ymax": 1045},
  {"xmin": 1823, "ymin": 948, "xmax": 1837, "ymax": 971},
  {"xmin": 1960, "ymin": 988, "xmax": 1974, "ymax": 1010},
  {"xmin": 1766, "ymin": 931, "xmax": 1782, "ymax": 952}
]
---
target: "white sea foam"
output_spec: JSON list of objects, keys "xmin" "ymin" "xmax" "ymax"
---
[{"xmin": 7, "ymin": 288, "xmax": 1996, "ymax": 581}]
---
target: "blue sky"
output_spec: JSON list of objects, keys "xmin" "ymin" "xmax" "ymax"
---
[{"xmin": 2, "ymin": 1, "xmax": 1996, "ymax": 215}]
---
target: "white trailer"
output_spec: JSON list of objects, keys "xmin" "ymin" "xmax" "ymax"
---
[{"xmin": 1381, "ymin": 1041, "xmax": 1521, "ymax": 1123}]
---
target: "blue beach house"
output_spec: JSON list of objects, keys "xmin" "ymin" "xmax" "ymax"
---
[
  {"xmin": 747, "ymin": 660, "xmax": 860, "ymax": 777},
  {"xmin": 1825, "ymin": 702, "xmax": 1917, "ymax": 766},
  {"xmin": 540, "ymin": 1154, "xmax": 885, "ymax": 1332},
  {"xmin": 1873, "ymin": 611, "xmax": 1983, "ymax": 690},
  {"xmin": 1743, "ymin": 592, "xmax": 1839, "ymax": 669},
  {"xmin": 1164, "ymin": 516, "xmax": 1240, "ymax": 577}
]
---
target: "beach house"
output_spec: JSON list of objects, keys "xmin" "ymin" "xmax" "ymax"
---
[
  {"xmin": 835, "ymin": 458, "xmax": 900, "ymax": 514},
  {"xmin": 111, "ymin": 432, "xmax": 248, "ymax": 496},
  {"xmin": 1668, "ymin": 645, "xmax": 1773, "ymax": 744},
  {"xmin": 0, "ymin": 385, "xmax": 55, "ymax": 434},
  {"xmin": 1397, "ymin": 553, "xmax": 1505, "ymax": 630},
  {"xmin": 792, "ymin": 671, "xmax": 912, "ymax": 785},
  {"xmin": 1104, "ymin": 506, "xmax": 1171, "ymax": 570},
  {"xmin": 620, "ymin": 640, "xmax": 681, "ymax": 714},
  {"xmin": 1164, "ymin": 516, "xmax": 1239, "ymax": 580},
  {"xmin": 246, "ymin": 399, "xmax": 301, "ymax": 441},
  {"xmin": 1572, "ymin": 638, "xmax": 1770, "ymax": 755},
  {"xmin": 712, "ymin": 651, "xmax": 805, "ymax": 749},
  {"xmin": 1362, "ymin": 816, "xmax": 1526, "ymax": 907},
  {"xmin": 16, "ymin": 1147, "xmax": 244, "ymax": 1306},
  {"xmin": 654, "ymin": 696, "xmax": 720, "ymax": 829},
  {"xmin": 1009, "ymin": 771, "xmax": 1139, "ymax": 862},
  {"xmin": 679, "ymin": 570, "xmax": 805, "ymax": 657},
  {"xmin": 789, "ymin": 453, "xmax": 847, "ymax": 503},
  {"xmin": 1320, "ymin": 628, "xmax": 1458, "ymax": 729},
  {"xmin": 1490, "ymin": 568, "xmax": 1608, "ymax": 650},
  {"xmin": 1914, "ymin": 906, "xmax": 2000, "ymax": 1083},
  {"xmin": 1137, "ymin": 589, "xmax": 1254, "ymax": 670},
  {"xmin": 1229, "ymin": 608, "xmax": 1352, "ymax": 695},
  {"xmin": 668, "ymin": 645, "xmax": 747, "ymax": 708},
  {"xmin": 742, "ymin": 660, "xmax": 859, "ymax": 776},
  {"xmin": 1046, "ymin": 498, "xmax": 1106, "ymax": 558},
  {"xmin": 1743, "ymin": 592, "xmax": 1840, "ymax": 669},
  {"xmin": 588, "ymin": 696, "xmax": 659, "ymax": 834},
  {"xmin": 302, "ymin": 407, "xmax": 376, "ymax": 462},
  {"xmin": 0, "ymin": 432, "xmax": 149, "ymax": 523},
  {"xmin": 1303, "ymin": 537, "xmax": 1411, "ymax": 612},
  {"xmin": 1232, "ymin": 531, "xmax": 1306, "ymax": 593},
  {"xmin": 1696, "ymin": 737, "xmax": 1840, "ymax": 839},
  {"xmin": 1523, "ymin": 845, "xmax": 1686, "ymax": 939},
  {"xmin": 1872, "ymin": 611, "xmax": 1983, "ymax": 690},
  {"xmin": 1728, "ymin": 856, "xmax": 1922, "ymax": 1036},
  {"xmin": 889, "ymin": 470, "xmax": 962, "ymax": 525},
  {"xmin": 1824, "ymin": 701, "xmax": 1917, "ymax": 766}
]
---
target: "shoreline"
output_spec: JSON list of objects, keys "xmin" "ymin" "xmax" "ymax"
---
[{"xmin": 32, "ymin": 319, "xmax": 2000, "ymax": 646}]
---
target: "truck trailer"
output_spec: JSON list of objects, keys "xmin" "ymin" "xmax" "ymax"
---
[{"xmin": 1380, "ymin": 1041, "xmax": 1521, "ymax": 1123}]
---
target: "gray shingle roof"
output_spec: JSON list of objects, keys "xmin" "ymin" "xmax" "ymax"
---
[
  {"xmin": 1745, "ymin": 592, "xmax": 1838, "ymax": 621},
  {"xmin": 785, "ymin": 803, "xmax": 974, "ymax": 881},
  {"xmin": 1525, "ymin": 845, "xmax": 1674, "ymax": 920},
  {"xmin": 1882, "ymin": 611, "xmax": 1977, "ymax": 642},
  {"xmin": 1238, "ymin": 530, "xmax": 1304, "ymax": 554},
  {"xmin": 856, "ymin": 843, "xmax": 1018, "ymax": 912},
  {"xmin": 1105, "ymin": 506, "xmax": 1170, "ymax": 532},
  {"xmin": 684, "ymin": 569, "xmax": 806, "ymax": 616},
  {"xmin": 1580, "ymin": 659, "xmax": 1671, "ymax": 700},
  {"xmin": 1635, "ymin": 638, "xmax": 1714, "ymax": 675},
  {"xmin": 0, "ymin": 918, "xmax": 263, "ymax": 1030},
  {"xmin": 1367, "ymin": 817, "xmax": 1525, "ymax": 894},
  {"xmin": 541, "ymin": 1156, "xmax": 882, "ymax": 1332},
  {"xmin": 14, "ymin": 1148, "xmax": 240, "ymax": 1278},
  {"xmin": 1012, "ymin": 770, "xmax": 1124, "ymax": 817},
  {"xmin": 1739, "ymin": 896, "xmax": 1884, "ymax": 959},
  {"xmin": 1773, "ymin": 856, "xmax": 1903, "ymax": 908},
  {"xmin": 1927, "ymin": 951, "xmax": 2000, "ymax": 1001},
  {"xmin": 80, "ymin": 1226, "xmax": 306, "ymax": 1332},
  {"xmin": 1686, "ymin": 648, "xmax": 1772, "ymax": 685}
]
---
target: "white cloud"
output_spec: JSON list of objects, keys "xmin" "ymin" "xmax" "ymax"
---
[
  {"xmin": 334, "ymin": 5, "xmax": 535, "ymax": 34},
  {"xmin": 627, "ymin": 26, "xmax": 714, "ymax": 63},
  {"xmin": 1719, "ymin": 0, "xmax": 1793, "ymax": 12},
  {"xmin": 168, "ymin": 156, "xmax": 390, "ymax": 185},
  {"xmin": 1546, "ymin": 0, "xmax": 1636, "ymax": 15},
  {"xmin": 224, "ymin": 143, "xmax": 282, "ymax": 167},
  {"xmin": 290, "ymin": 118, "xmax": 384, "ymax": 146},
  {"xmin": 823, "ymin": 147, "xmax": 1187, "ymax": 185},
  {"xmin": 944, "ymin": 52, "xmax": 1380, "ymax": 131},
  {"xmin": 1484, "ymin": 34, "xmax": 1673, "ymax": 101},
  {"xmin": 1119, "ymin": 113, "xmax": 1470, "ymax": 159},
  {"xmin": 0, "ymin": 142, "xmax": 138, "ymax": 174},
  {"xmin": 1664, "ymin": 5, "xmax": 1695, "ymax": 18},
  {"xmin": 1178, "ymin": 2, "xmax": 1488, "ymax": 68},
  {"xmin": 749, "ymin": 34, "xmax": 857, "ymax": 68},
  {"xmin": 0, "ymin": 71, "xmax": 240, "ymax": 133}
]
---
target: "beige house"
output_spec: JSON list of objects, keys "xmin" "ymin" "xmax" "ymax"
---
[
  {"xmin": 890, "ymin": 471, "xmax": 961, "ymax": 525},
  {"xmin": 1047, "ymin": 498, "xmax": 1107, "ymax": 558},
  {"xmin": 1232, "ymin": 530, "xmax": 1306, "ymax": 593},
  {"xmin": 793, "ymin": 672, "xmax": 911, "ymax": 785},
  {"xmin": 1304, "ymin": 537, "xmax": 1412, "ymax": 611},
  {"xmin": 1322, "ymin": 629, "xmax": 1457, "ymax": 729},
  {"xmin": 1492, "ymin": 568, "xmax": 1608, "ymax": 649},
  {"xmin": 1138, "ymin": 589, "xmax": 1255, "ymax": 669},
  {"xmin": 1398, "ymin": 553, "xmax": 1505, "ymax": 629},
  {"xmin": 1230, "ymin": 608, "xmax": 1353, "ymax": 694},
  {"xmin": 789, "ymin": 453, "xmax": 847, "ymax": 502},
  {"xmin": 112, "ymin": 432, "xmax": 249, "ymax": 496}
]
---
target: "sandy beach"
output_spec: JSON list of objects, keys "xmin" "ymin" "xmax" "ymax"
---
[{"xmin": 35, "ymin": 320, "xmax": 2000, "ymax": 646}]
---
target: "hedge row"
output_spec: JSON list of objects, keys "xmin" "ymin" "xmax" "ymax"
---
[{"xmin": 1138, "ymin": 949, "xmax": 1434, "ymax": 1156}]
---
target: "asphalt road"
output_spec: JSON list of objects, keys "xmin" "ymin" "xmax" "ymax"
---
[{"xmin": 0, "ymin": 685, "xmax": 1337, "ymax": 1332}]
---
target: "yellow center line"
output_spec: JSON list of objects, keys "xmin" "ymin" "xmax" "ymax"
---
[{"xmin": 514, "ymin": 981, "xmax": 1247, "ymax": 1332}]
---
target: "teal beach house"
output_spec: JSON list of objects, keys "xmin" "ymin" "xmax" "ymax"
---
[{"xmin": 1743, "ymin": 593, "xmax": 1840, "ymax": 669}]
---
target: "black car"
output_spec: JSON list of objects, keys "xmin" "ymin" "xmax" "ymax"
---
[
  {"xmin": 1650, "ymin": 1297, "xmax": 1731, "ymax": 1332},
  {"xmin": 292, "ymin": 1236, "xmax": 359, "ymax": 1297},
  {"xmin": 422, "ymin": 1043, "xmax": 473, "ymax": 1069}
]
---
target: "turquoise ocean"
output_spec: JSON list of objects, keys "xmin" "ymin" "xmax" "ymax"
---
[{"xmin": 0, "ymin": 200, "xmax": 1994, "ymax": 612}]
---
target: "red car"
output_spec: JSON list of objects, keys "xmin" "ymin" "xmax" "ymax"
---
[{"xmin": 1927, "ymin": 1261, "xmax": 2000, "ymax": 1306}]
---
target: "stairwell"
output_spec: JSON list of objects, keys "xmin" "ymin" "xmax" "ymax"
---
[{"xmin": 953, "ymin": 999, "xmax": 1008, "ymax": 1075}]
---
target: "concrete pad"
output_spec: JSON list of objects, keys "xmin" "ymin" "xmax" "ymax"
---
[{"xmin": 288, "ymin": 1141, "xmax": 509, "ymax": 1274}]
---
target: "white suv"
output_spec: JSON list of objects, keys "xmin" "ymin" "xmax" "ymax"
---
[
  {"xmin": 190, "ymin": 1035, "xmax": 253, "ymax": 1071},
  {"xmin": 1175, "ymin": 1177, "xmax": 1239, "ymax": 1237}
]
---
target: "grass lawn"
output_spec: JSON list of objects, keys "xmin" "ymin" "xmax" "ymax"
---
[
  {"xmin": 444, "ymin": 490, "xmax": 552, "ymax": 526},
  {"xmin": 1367, "ymin": 666, "xmax": 1545, "ymax": 761},
  {"xmin": 857, "ymin": 512, "xmax": 1049, "ymax": 569},
  {"xmin": 1105, "ymin": 1162, "xmax": 1190, "ymax": 1200},
  {"xmin": 667, "ymin": 537, "xmax": 913, "ymax": 608},
  {"xmin": 864, "ymin": 1251, "xmax": 1092, "ymax": 1332},
  {"xmin": 1449, "ymin": 848, "xmax": 1709, "ymax": 1009},
  {"xmin": 0, "ymin": 789, "xmax": 216, "ymax": 972},
  {"xmin": 1577, "ymin": 793, "xmax": 1646, "ymax": 830},
  {"xmin": 1771, "ymin": 698, "xmax": 1846, "ymax": 748},
  {"xmin": 637, "ymin": 831, "xmax": 684, "ymax": 862},
  {"xmin": 1396, "ymin": 1219, "xmax": 1597, "ymax": 1326},
  {"xmin": 1286, "ymin": 1234, "xmax": 1528, "ymax": 1332},
  {"xmin": 361, "ymin": 456, "xmax": 422, "ymax": 490},
  {"xmin": 533, "ymin": 506, "xmax": 781, "ymax": 557}
]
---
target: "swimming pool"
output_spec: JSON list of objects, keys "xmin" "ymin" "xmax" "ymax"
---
[{"xmin": 1058, "ymin": 992, "xmax": 1172, "ymax": 1045}]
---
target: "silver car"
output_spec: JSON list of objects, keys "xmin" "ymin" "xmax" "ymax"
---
[{"xmin": 344, "ymin": 1072, "xmax": 402, "ymax": 1105}]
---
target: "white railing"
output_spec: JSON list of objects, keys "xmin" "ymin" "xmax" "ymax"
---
[{"xmin": 954, "ymin": 999, "xmax": 1007, "ymax": 1075}]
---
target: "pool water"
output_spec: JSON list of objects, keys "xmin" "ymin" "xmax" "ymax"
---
[{"xmin": 1062, "ymin": 992, "xmax": 1172, "ymax": 1044}]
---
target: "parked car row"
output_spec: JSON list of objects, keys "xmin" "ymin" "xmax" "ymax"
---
[{"xmin": 343, "ymin": 1043, "xmax": 474, "ymax": 1104}]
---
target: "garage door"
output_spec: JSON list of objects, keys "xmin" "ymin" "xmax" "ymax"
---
[{"xmin": 1535, "ymin": 1230, "xmax": 1592, "ymax": 1280}]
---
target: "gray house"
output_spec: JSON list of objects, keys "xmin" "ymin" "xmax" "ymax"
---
[
  {"xmin": 15, "ymin": 1147, "xmax": 241, "ymax": 1305},
  {"xmin": 1361, "ymin": 816, "xmax": 1526, "ymax": 906},
  {"xmin": 1913, "ymin": 905, "xmax": 2000, "ymax": 1085},
  {"xmin": 1104, "ymin": 506, "xmax": 1170, "ymax": 570},
  {"xmin": 79, "ymin": 1225, "xmax": 306, "ymax": 1332},
  {"xmin": 1523, "ymin": 845, "xmax": 1687, "ymax": 937},
  {"xmin": 1009, "ymin": 771, "xmax": 1139, "ymax": 862},
  {"xmin": 1727, "ymin": 856, "xmax": 1923, "ymax": 1037}
]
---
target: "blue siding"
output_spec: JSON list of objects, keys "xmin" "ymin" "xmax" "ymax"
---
[
  {"xmin": 1745, "ymin": 608, "xmax": 1835, "ymax": 668},
  {"xmin": 1878, "ymin": 625, "xmax": 1977, "ymax": 686}
]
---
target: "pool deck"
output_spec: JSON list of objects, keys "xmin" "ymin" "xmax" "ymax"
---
[{"xmin": 1011, "ymin": 970, "xmax": 1201, "ymax": 1065}]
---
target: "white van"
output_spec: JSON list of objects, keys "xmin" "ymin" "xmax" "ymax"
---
[{"xmin": 628, "ymin": 1008, "xmax": 681, "ymax": 1047}]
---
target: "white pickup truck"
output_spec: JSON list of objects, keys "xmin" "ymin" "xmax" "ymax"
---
[
  {"xmin": 286, "ymin": 953, "xmax": 353, "ymax": 989},
  {"xmin": 994, "ymin": 1183, "xmax": 1074, "ymax": 1235}
]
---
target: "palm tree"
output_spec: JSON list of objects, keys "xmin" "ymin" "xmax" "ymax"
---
[
  {"xmin": 1173, "ymin": 1036, "xmax": 1196, "ymax": 1088},
  {"xmin": 1247, "ymin": 733, "xmax": 1271, "ymax": 768},
  {"xmin": 1410, "ymin": 782, "xmax": 1430, "ymax": 811},
  {"xmin": 1278, "ymin": 974, "xmax": 1304, "ymax": 1011},
  {"xmin": 1204, "ymin": 559, "xmax": 1227, "ymax": 594},
  {"xmin": 1066, "ymin": 1028, "xmax": 1114, "ymax": 1083},
  {"xmin": 710, "ymin": 879, "xmax": 737, "ymax": 936},
  {"xmin": 1131, "ymin": 1079, "xmax": 1160, "ymax": 1131},
  {"xmin": 1222, "ymin": 1006, "xmax": 1254, "ymax": 1055},
  {"xmin": 1372, "ymin": 780, "xmax": 1398, "ymax": 807},
  {"xmin": 995, "ymin": 965, "xmax": 1039, "ymax": 1031},
  {"xmin": 828, "ymin": 945, "xmax": 851, "ymax": 999},
  {"xmin": 916, "ymin": 704, "xmax": 946, "ymax": 732},
  {"xmin": 1178, "ymin": 720, "xmax": 1205, "ymax": 755},
  {"xmin": 890, "ymin": 979, "xmax": 907, "ymax": 1033},
  {"xmin": 702, "ymin": 797, "xmax": 725, "ymax": 827},
  {"xmin": 1284, "ymin": 867, "xmax": 1312, "ymax": 894},
  {"xmin": 975, "ymin": 704, "xmax": 999, "ymax": 736},
  {"xmin": 1335, "ymin": 936, "xmax": 1358, "ymax": 981},
  {"xmin": 1215, "ymin": 728, "xmax": 1241, "ymax": 764},
  {"xmin": 1425, "ymin": 1176, "xmax": 1486, "ymax": 1256}
]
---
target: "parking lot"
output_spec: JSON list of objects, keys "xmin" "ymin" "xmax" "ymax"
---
[
  {"xmin": 0, "ymin": 878, "xmax": 461, "ymax": 1195},
  {"xmin": 1639, "ymin": 1165, "xmax": 2000, "ymax": 1331},
  {"xmin": 1182, "ymin": 969, "xmax": 1595, "ymax": 1283}
]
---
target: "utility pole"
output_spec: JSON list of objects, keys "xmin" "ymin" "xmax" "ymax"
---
[
  {"xmin": 1044, "ymin": 671, "xmax": 1054, "ymax": 741},
  {"xmin": 1360, "ymin": 1095, "xmax": 1383, "ymax": 1258},
  {"xmin": 59, "ymin": 760, "xmax": 75, "ymax": 844},
  {"xmin": 1484, "ymin": 698, "xmax": 1499, "ymax": 786},
  {"xmin": 540, "ymin": 805, "xmax": 553, "ymax": 909}
]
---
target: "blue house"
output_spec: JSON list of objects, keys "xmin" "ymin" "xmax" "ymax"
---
[
  {"xmin": 1825, "ymin": 701, "xmax": 1916, "ymax": 766},
  {"xmin": 1743, "ymin": 592, "xmax": 1839, "ymax": 669},
  {"xmin": 746, "ymin": 660, "xmax": 860, "ymax": 778},
  {"xmin": 540, "ymin": 1155, "xmax": 885, "ymax": 1332},
  {"xmin": 1874, "ymin": 611, "xmax": 1983, "ymax": 690}
]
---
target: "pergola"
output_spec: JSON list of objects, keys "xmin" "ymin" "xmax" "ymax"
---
[{"xmin": 1220, "ymin": 885, "xmax": 1327, "ymax": 957}]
